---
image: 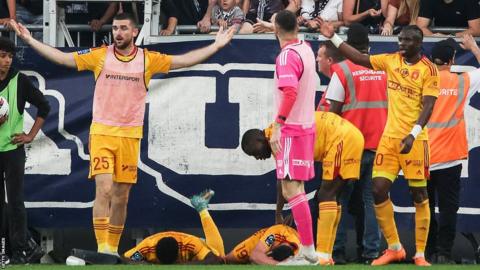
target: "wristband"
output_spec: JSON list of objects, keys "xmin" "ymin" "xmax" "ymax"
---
[
  {"xmin": 409, "ymin": 124, "xmax": 422, "ymax": 139},
  {"xmin": 330, "ymin": 33, "xmax": 344, "ymax": 48}
]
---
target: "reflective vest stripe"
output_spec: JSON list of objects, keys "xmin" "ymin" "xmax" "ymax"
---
[
  {"xmin": 427, "ymin": 74, "xmax": 465, "ymax": 129},
  {"xmin": 337, "ymin": 61, "xmax": 388, "ymax": 112}
]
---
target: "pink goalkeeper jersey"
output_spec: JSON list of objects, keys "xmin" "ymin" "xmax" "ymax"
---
[{"xmin": 274, "ymin": 40, "xmax": 317, "ymax": 128}]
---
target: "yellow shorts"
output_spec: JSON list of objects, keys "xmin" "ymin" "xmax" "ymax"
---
[
  {"xmin": 322, "ymin": 128, "xmax": 364, "ymax": 181},
  {"xmin": 88, "ymin": 134, "xmax": 140, "ymax": 184},
  {"xmin": 372, "ymin": 136, "xmax": 430, "ymax": 187}
]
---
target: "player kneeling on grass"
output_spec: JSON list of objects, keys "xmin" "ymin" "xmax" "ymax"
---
[
  {"xmin": 224, "ymin": 216, "xmax": 301, "ymax": 265},
  {"xmin": 123, "ymin": 190, "xmax": 224, "ymax": 264},
  {"xmin": 242, "ymin": 111, "xmax": 365, "ymax": 265}
]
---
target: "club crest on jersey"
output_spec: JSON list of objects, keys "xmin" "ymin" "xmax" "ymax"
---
[
  {"xmin": 76, "ymin": 49, "xmax": 91, "ymax": 55},
  {"xmin": 130, "ymin": 251, "xmax": 144, "ymax": 262},
  {"xmin": 265, "ymin": 234, "xmax": 275, "ymax": 247}
]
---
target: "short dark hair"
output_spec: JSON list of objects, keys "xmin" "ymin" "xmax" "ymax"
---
[
  {"xmin": 431, "ymin": 38, "xmax": 457, "ymax": 65},
  {"xmin": 113, "ymin": 12, "xmax": 138, "ymax": 27},
  {"xmin": 275, "ymin": 10, "xmax": 297, "ymax": 33},
  {"xmin": 0, "ymin": 37, "xmax": 15, "ymax": 55},
  {"xmin": 401, "ymin": 25, "xmax": 423, "ymax": 42},
  {"xmin": 241, "ymin": 129, "xmax": 265, "ymax": 155},
  {"xmin": 268, "ymin": 244, "xmax": 295, "ymax": 261},
  {"xmin": 320, "ymin": 41, "xmax": 345, "ymax": 63},
  {"xmin": 155, "ymin": 237, "xmax": 179, "ymax": 264},
  {"xmin": 346, "ymin": 23, "xmax": 369, "ymax": 53}
]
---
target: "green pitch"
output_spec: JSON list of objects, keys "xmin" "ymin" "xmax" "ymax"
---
[{"xmin": 3, "ymin": 265, "xmax": 479, "ymax": 270}]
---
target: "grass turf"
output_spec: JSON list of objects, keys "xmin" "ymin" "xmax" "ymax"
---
[{"xmin": 3, "ymin": 265, "xmax": 478, "ymax": 270}]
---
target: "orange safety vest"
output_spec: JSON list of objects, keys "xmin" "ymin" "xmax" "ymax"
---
[{"xmin": 428, "ymin": 69, "xmax": 469, "ymax": 164}]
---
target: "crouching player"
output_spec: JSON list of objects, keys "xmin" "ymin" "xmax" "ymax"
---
[
  {"xmin": 242, "ymin": 111, "xmax": 364, "ymax": 265},
  {"xmin": 123, "ymin": 190, "xmax": 224, "ymax": 264}
]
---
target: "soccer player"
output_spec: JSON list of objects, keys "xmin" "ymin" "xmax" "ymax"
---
[
  {"xmin": 267, "ymin": 9, "xmax": 318, "ymax": 265},
  {"xmin": 8, "ymin": 13, "xmax": 235, "ymax": 255},
  {"xmin": 426, "ymin": 35, "xmax": 480, "ymax": 264},
  {"xmin": 316, "ymin": 23, "xmax": 387, "ymax": 264},
  {"xmin": 123, "ymin": 190, "xmax": 224, "ymax": 264},
  {"xmin": 242, "ymin": 110, "xmax": 365, "ymax": 265},
  {"xmin": 316, "ymin": 19, "xmax": 439, "ymax": 266},
  {"xmin": 224, "ymin": 221, "xmax": 300, "ymax": 265}
]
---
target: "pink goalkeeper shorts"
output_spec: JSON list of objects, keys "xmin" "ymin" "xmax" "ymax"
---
[{"xmin": 275, "ymin": 124, "xmax": 315, "ymax": 181}]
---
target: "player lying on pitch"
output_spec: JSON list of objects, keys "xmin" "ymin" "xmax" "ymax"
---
[{"xmin": 71, "ymin": 189, "xmax": 301, "ymax": 265}]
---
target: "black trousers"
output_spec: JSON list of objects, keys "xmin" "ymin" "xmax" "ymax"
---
[
  {"xmin": 0, "ymin": 146, "xmax": 28, "ymax": 255},
  {"xmin": 426, "ymin": 164, "xmax": 462, "ymax": 257}
]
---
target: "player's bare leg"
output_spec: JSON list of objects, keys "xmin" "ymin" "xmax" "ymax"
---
[
  {"xmin": 372, "ymin": 177, "xmax": 406, "ymax": 265},
  {"xmin": 92, "ymin": 174, "xmax": 113, "ymax": 253},
  {"xmin": 277, "ymin": 179, "xmax": 318, "ymax": 265},
  {"xmin": 107, "ymin": 182, "xmax": 132, "ymax": 255}
]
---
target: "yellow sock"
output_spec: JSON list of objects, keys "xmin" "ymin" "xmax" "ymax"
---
[
  {"xmin": 107, "ymin": 224, "xmax": 124, "ymax": 253},
  {"xmin": 200, "ymin": 209, "xmax": 225, "ymax": 256},
  {"xmin": 316, "ymin": 201, "xmax": 338, "ymax": 254},
  {"xmin": 414, "ymin": 199, "xmax": 430, "ymax": 254},
  {"xmin": 93, "ymin": 217, "xmax": 109, "ymax": 253},
  {"xmin": 327, "ymin": 205, "xmax": 342, "ymax": 255},
  {"xmin": 375, "ymin": 199, "xmax": 400, "ymax": 248}
]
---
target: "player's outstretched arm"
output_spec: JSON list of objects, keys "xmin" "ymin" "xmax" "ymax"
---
[
  {"xmin": 315, "ymin": 18, "xmax": 373, "ymax": 69},
  {"xmin": 170, "ymin": 26, "xmax": 235, "ymax": 70},
  {"xmin": 8, "ymin": 20, "xmax": 76, "ymax": 69}
]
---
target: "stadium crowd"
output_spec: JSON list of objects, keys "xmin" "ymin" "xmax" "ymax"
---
[
  {"xmin": 1, "ymin": 0, "xmax": 480, "ymax": 40},
  {"xmin": 1, "ymin": 0, "xmax": 480, "ymax": 267}
]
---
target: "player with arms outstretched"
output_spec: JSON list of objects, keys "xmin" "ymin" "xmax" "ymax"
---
[{"xmin": 316, "ymin": 19, "xmax": 439, "ymax": 266}]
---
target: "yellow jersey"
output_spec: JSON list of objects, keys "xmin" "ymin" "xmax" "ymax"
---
[
  {"xmin": 370, "ymin": 53, "xmax": 439, "ymax": 140},
  {"xmin": 73, "ymin": 46, "xmax": 172, "ymax": 138},
  {"xmin": 266, "ymin": 112, "xmax": 361, "ymax": 162},
  {"xmin": 231, "ymin": 225, "xmax": 299, "ymax": 263},
  {"xmin": 123, "ymin": 231, "xmax": 212, "ymax": 263}
]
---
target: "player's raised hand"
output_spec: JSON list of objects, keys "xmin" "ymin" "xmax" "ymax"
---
[
  {"xmin": 314, "ymin": 17, "xmax": 335, "ymax": 38},
  {"xmin": 400, "ymin": 134, "xmax": 414, "ymax": 154},
  {"xmin": 213, "ymin": 26, "xmax": 235, "ymax": 49},
  {"xmin": 7, "ymin": 20, "xmax": 32, "ymax": 42},
  {"xmin": 460, "ymin": 34, "xmax": 479, "ymax": 51}
]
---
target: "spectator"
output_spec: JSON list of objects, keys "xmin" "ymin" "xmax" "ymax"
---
[
  {"xmin": 16, "ymin": 0, "xmax": 42, "ymax": 25},
  {"xmin": 239, "ymin": 0, "xmax": 300, "ymax": 33},
  {"xmin": 416, "ymin": 0, "xmax": 480, "ymax": 37},
  {"xmin": 299, "ymin": 0, "xmax": 343, "ymax": 31},
  {"xmin": 239, "ymin": 0, "xmax": 286, "ymax": 33},
  {"xmin": 63, "ymin": 2, "xmax": 118, "ymax": 46},
  {"xmin": 161, "ymin": 0, "xmax": 216, "ymax": 34},
  {"xmin": 342, "ymin": 0, "xmax": 388, "ymax": 33},
  {"xmin": 381, "ymin": 0, "xmax": 420, "ymax": 35},
  {"xmin": 0, "ymin": 0, "xmax": 15, "ymax": 23},
  {"xmin": 211, "ymin": 0, "xmax": 245, "ymax": 33}
]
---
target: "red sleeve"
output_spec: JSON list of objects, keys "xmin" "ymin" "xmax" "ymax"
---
[{"xmin": 276, "ymin": 86, "xmax": 297, "ymax": 124}]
